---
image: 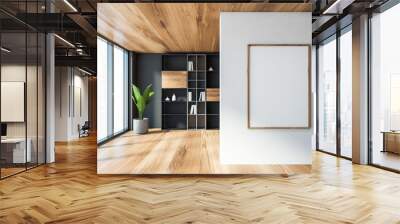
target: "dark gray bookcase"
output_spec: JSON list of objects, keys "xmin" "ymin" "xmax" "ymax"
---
[{"xmin": 161, "ymin": 53, "xmax": 219, "ymax": 130}]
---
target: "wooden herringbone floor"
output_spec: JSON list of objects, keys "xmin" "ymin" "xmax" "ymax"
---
[{"xmin": 1, "ymin": 134, "xmax": 400, "ymax": 223}]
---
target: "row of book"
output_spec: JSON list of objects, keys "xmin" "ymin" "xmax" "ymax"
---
[
  {"xmin": 187, "ymin": 61, "xmax": 214, "ymax": 72},
  {"xmin": 188, "ymin": 91, "xmax": 205, "ymax": 102}
]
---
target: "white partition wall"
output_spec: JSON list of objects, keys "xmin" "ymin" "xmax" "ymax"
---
[{"xmin": 220, "ymin": 12, "xmax": 312, "ymax": 165}]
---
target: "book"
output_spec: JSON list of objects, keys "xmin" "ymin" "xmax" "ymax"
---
[
  {"xmin": 198, "ymin": 92, "xmax": 205, "ymax": 102},
  {"xmin": 188, "ymin": 61, "xmax": 194, "ymax": 71},
  {"xmin": 188, "ymin": 92, "xmax": 192, "ymax": 102},
  {"xmin": 190, "ymin": 105, "xmax": 197, "ymax": 115}
]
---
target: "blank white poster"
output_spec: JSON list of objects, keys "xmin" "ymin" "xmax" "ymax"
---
[
  {"xmin": 1, "ymin": 82, "xmax": 25, "ymax": 122},
  {"xmin": 248, "ymin": 45, "xmax": 310, "ymax": 128}
]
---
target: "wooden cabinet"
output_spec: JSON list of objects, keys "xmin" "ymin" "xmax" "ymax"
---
[
  {"xmin": 383, "ymin": 132, "xmax": 400, "ymax": 154},
  {"xmin": 206, "ymin": 88, "xmax": 219, "ymax": 102},
  {"xmin": 161, "ymin": 71, "xmax": 187, "ymax": 88}
]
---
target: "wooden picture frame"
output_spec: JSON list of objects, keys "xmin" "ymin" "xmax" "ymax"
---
[{"xmin": 247, "ymin": 44, "xmax": 312, "ymax": 129}]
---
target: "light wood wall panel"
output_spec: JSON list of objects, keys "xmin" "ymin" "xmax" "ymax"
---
[
  {"xmin": 206, "ymin": 88, "xmax": 219, "ymax": 102},
  {"xmin": 161, "ymin": 71, "xmax": 187, "ymax": 88},
  {"xmin": 97, "ymin": 3, "xmax": 312, "ymax": 53}
]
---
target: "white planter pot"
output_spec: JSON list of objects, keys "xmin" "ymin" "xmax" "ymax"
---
[{"xmin": 133, "ymin": 118, "xmax": 149, "ymax": 134}]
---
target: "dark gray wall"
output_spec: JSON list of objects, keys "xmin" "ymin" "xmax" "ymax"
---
[{"xmin": 133, "ymin": 54, "xmax": 162, "ymax": 128}]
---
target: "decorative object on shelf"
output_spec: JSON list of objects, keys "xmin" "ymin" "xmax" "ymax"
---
[
  {"xmin": 190, "ymin": 105, "xmax": 197, "ymax": 115},
  {"xmin": 172, "ymin": 94, "xmax": 176, "ymax": 102},
  {"xmin": 188, "ymin": 61, "xmax": 194, "ymax": 71},
  {"xmin": 132, "ymin": 84, "xmax": 154, "ymax": 134},
  {"xmin": 177, "ymin": 96, "xmax": 186, "ymax": 102},
  {"xmin": 198, "ymin": 91, "xmax": 205, "ymax": 102},
  {"xmin": 165, "ymin": 96, "xmax": 170, "ymax": 102},
  {"xmin": 208, "ymin": 66, "xmax": 214, "ymax": 72},
  {"xmin": 188, "ymin": 92, "xmax": 192, "ymax": 102}
]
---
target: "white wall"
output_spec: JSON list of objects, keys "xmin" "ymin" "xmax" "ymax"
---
[
  {"xmin": 55, "ymin": 67, "xmax": 89, "ymax": 141},
  {"xmin": 72, "ymin": 73, "xmax": 89, "ymax": 138},
  {"xmin": 55, "ymin": 66, "xmax": 69, "ymax": 141},
  {"xmin": 220, "ymin": 12, "xmax": 312, "ymax": 164}
]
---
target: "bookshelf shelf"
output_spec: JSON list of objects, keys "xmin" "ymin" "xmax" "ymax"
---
[{"xmin": 162, "ymin": 101, "xmax": 187, "ymax": 103}]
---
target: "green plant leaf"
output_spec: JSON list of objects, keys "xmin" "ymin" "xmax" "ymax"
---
[
  {"xmin": 143, "ymin": 84, "xmax": 153, "ymax": 105},
  {"xmin": 147, "ymin": 92, "xmax": 155, "ymax": 105},
  {"xmin": 131, "ymin": 85, "xmax": 137, "ymax": 104},
  {"xmin": 131, "ymin": 84, "xmax": 154, "ymax": 120},
  {"xmin": 132, "ymin": 84, "xmax": 142, "ymax": 102}
]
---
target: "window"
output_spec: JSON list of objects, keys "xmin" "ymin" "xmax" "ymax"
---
[
  {"xmin": 97, "ymin": 38, "xmax": 108, "ymax": 141},
  {"xmin": 370, "ymin": 3, "xmax": 400, "ymax": 171},
  {"xmin": 113, "ymin": 46, "xmax": 126, "ymax": 134},
  {"xmin": 113, "ymin": 46, "xmax": 129, "ymax": 135},
  {"xmin": 390, "ymin": 74, "xmax": 400, "ymax": 130},
  {"xmin": 318, "ymin": 37, "xmax": 337, "ymax": 154},
  {"xmin": 316, "ymin": 25, "xmax": 353, "ymax": 159},
  {"xmin": 340, "ymin": 28, "xmax": 352, "ymax": 158},
  {"xmin": 97, "ymin": 37, "xmax": 129, "ymax": 143}
]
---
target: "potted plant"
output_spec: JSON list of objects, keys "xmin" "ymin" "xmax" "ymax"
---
[{"xmin": 132, "ymin": 84, "xmax": 154, "ymax": 134}]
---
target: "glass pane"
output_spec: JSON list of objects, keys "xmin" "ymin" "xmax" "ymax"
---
[
  {"xmin": 1, "ymin": 31, "xmax": 27, "ymax": 178},
  {"xmin": 38, "ymin": 33, "xmax": 46, "ymax": 164},
  {"xmin": 318, "ymin": 37, "xmax": 337, "ymax": 154},
  {"xmin": 371, "ymin": 4, "xmax": 400, "ymax": 171},
  {"xmin": 27, "ymin": 31, "xmax": 38, "ymax": 169},
  {"xmin": 97, "ymin": 37, "xmax": 108, "ymax": 141},
  {"xmin": 113, "ymin": 46, "xmax": 124, "ymax": 134},
  {"xmin": 340, "ymin": 29, "xmax": 352, "ymax": 158},
  {"xmin": 124, "ymin": 52, "xmax": 129, "ymax": 130},
  {"xmin": 26, "ymin": 0, "xmax": 40, "ymax": 168}
]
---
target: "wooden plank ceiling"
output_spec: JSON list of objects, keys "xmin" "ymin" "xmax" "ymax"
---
[{"xmin": 97, "ymin": 3, "xmax": 311, "ymax": 53}]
